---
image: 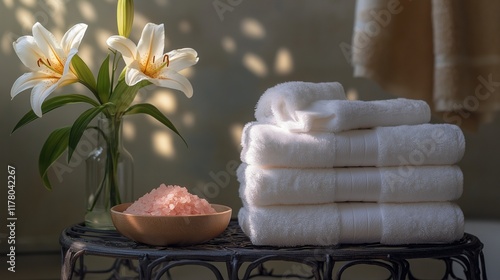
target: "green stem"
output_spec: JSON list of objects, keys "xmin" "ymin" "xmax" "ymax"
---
[
  {"xmin": 87, "ymin": 156, "xmax": 108, "ymax": 212},
  {"xmin": 107, "ymin": 115, "xmax": 123, "ymax": 206},
  {"xmin": 87, "ymin": 115, "xmax": 124, "ymax": 212},
  {"xmin": 110, "ymin": 49, "xmax": 122, "ymax": 91},
  {"xmin": 86, "ymin": 126, "xmax": 109, "ymax": 212}
]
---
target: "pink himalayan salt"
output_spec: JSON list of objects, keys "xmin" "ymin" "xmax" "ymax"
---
[{"xmin": 124, "ymin": 184, "xmax": 216, "ymax": 216}]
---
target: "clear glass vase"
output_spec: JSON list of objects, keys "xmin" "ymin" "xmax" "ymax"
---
[{"xmin": 85, "ymin": 116, "xmax": 134, "ymax": 229}]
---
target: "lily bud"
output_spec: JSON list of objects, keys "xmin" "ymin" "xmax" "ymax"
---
[{"xmin": 117, "ymin": 0, "xmax": 134, "ymax": 37}]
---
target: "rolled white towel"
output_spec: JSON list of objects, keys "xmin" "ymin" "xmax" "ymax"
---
[
  {"xmin": 241, "ymin": 122, "xmax": 465, "ymax": 167},
  {"xmin": 238, "ymin": 163, "xmax": 463, "ymax": 206},
  {"xmin": 254, "ymin": 81, "xmax": 346, "ymax": 127},
  {"xmin": 238, "ymin": 202, "xmax": 464, "ymax": 246},
  {"xmin": 288, "ymin": 98, "xmax": 431, "ymax": 132}
]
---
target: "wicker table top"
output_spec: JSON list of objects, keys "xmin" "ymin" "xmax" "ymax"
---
[{"xmin": 60, "ymin": 219, "xmax": 487, "ymax": 279}]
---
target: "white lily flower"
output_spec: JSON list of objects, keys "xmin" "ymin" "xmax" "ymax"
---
[
  {"xmin": 11, "ymin": 22, "xmax": 88, "ymax": 117},
  {"xmin": 107, "ymin": 23, "xmax": 199, "ymax": 98}
]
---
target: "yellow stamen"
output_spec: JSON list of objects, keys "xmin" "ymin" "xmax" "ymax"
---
[
  {"xmin": 143, "ymin": 54, "xmax": 170, "ymax": 78},
  {"xmin": 163, "ymin": 54, "xmax": 169, "ymax": 66},
  {"xmin": 36, "ymin": 57, "xmax": 61, "ymax": 74}
]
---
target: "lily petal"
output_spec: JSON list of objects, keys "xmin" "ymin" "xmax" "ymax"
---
[
  {"xmin": 32, "ymin": 22, "xmax": 64, "ymax": 63},
  {"xmin": 155, "ymin": 69, "xmax": 194, "ymax": 98},
  {"xmin": 107, "ymin": 35, "xmax": 138, "ymax": 66},
  {"xmin": 137, "ymin": 23, "xmax": 165, "ymax": 65},
  {"xmin": 29, "ymin": 67, "xmax": 78, "ymax": 118},
  {"xmin": 62, "ymin": 48, "xmax": 79, "ymax": 78},
  {"xmin": 29, "ymin": 71, "xmax": 78, "ymax": 118},
  {"xmin": 30, "ymin": 78, "xmax": 60, "ymax": 117},
  {"xmin": 125, "ymin": 64, "xmax": 150, "ymax": 86},
  {"xmin": 167, "ymin": 48, "xmax": 199, "ymax": 72},
  {"xmin": 13, "ymin": 36, "xmax": 45, "ymax": 71},
  {"xmin": 11, "ymin": 72, "xmax": 52, "ymax": 99},
  {"xmin": 61, "ymin": 23, "xmax": 88, "ymax": 54}
]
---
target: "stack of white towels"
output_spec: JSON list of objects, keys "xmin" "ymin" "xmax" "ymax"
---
[{"xmin": 238, "ymin": 81, "xmax": 466, "ymax": 246}]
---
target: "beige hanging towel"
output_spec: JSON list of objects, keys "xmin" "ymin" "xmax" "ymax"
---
[{"xmin": 351, "ymin": 0, "xmax": 500, "ymax": 130}]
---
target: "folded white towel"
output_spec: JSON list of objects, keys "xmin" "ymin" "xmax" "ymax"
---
[
  {"xmin": 254, "ymin": 81, "xmax": 346, "ymax": 127},
  {"xmin": 241, "ymin": 122, "xmax": 465, "ymax": 167},
  {"xmin": 238, "ymin": 163, "xmax": 463, "ymax": 206},
  {"xmin": 288, "ymin": 98, "xmax": 431, "ymax": 132},
  {"xmin": 238, "ymin": 202, "xmax": 464, "ymax": 246}
]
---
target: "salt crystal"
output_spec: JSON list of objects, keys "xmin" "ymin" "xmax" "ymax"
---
[{"xmin": 124, "ymin": 184, "xmax": 216, "ymax": 216}]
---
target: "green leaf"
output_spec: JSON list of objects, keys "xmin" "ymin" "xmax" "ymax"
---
[
  {"xmin": 125, "ymin": 103, "xmax": 187, "ymax": 146},
  {"xmin": 72, "ymin": 54, "xmax": 97, "ymax": 93},
  {"xmin": 68, "ymin": 105, "xmax": 110, "ymax": 162},
  {"xmin": 12, "ymin": 94, "xmax": 100, "ymax": 133},
  {"xmin": 97, "ymin": 55, "xmax": 111, "ymax": 103},
  {"xmin": 118, "ymin": 68, "xmax": 126, "ymax": 81},
  {"xmin": 109, "ymin": 79, "xmax": 150, "ymax": 114},
  {"xmin": 39, "ymin": 127, "xmax": 71, "ymax": 190}
]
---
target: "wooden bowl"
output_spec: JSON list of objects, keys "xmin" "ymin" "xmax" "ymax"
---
[{"xmin": 111, "ymin": 203, "xmax": 232, "ymax": 246}]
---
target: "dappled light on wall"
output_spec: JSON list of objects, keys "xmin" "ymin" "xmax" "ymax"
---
[
  {"xmin": 131, "ymin": 11, "xmax": 155, "ymax": 43},
  {"xmin": 182, "ymin": 112, "xmax": 195, "ymax": 128},
  {"xmin": 15, "ymin": 7, "xmax": 35, "ymax": 30},
  {"xmin": 147, "ymin": 90, "xmax": 178, "ymax": 115},
  {"xmin": 179, "ymin": 67, "xmax": 195, "ymax": 79},
  {"xmin": 243, "ymin": 52, "xmax": 268, "ymax": 77},
  {"xmin": 347, "ymin": 88, "xmax": 359, "ymax": 101},
  {"xmin": 235, "ymin": 16, "xmax": 297, "ymax": 78},
  {"xmin": 1, "ymin": 33, "xmax": 13, "ymax": 55},
  {"xmin": 78, "ymin": 1, "xmax": 97, "ymax": 22},
  {"xmin": 95, "ymin": 28, "xmax": 114, "ymax": 52},
  {"xmin": 221, "ymin": 36, "xmax": 236, "ymax": 54},
  {"xmin": 45, "ymin": 0, "xmax": 67, "ymax": 27},
  {"xmin": 178, "ymin": 19, "xmax": 192, "ymax": 34},
  {"xmin": 78, "ymin": 45, "xmax": 95, "ymax": 70},
  {"xmin": 230, "ymin": 123, "xmax": 244, "ymax": 150},
  {"xmin": 3, "ymin": 0, "xmax": 14, "ymax": 9},
  {"xmin": 241, "ymin": 18, "xmax": 266, "ymax": 40},
  {"xmin": 123, "ymin": 121, "xmax": 136, "ymax": 141},
  {"xmin": 153, "ymin": 0, "xmax": 169, "ymax": 7},
  {"xmin": 19, "ymin": 0, "xmax": 36, "ymax": 8},
  {"xmin": 153, "ymin": 131, "xmax": 175, "ymax": 159},
  {"xmin": 274, "ymin": 47, "xmax": 293, "ymax": 76}
]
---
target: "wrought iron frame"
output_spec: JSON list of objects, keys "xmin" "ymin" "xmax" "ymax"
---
[{"xmin": 60, "ymin": 219, "xmax": 487, "ymax": 279}]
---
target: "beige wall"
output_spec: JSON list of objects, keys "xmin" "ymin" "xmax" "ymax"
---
[{"xmin": 1, "ymin": 0, "xmax": 499, "ymax": 253}]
